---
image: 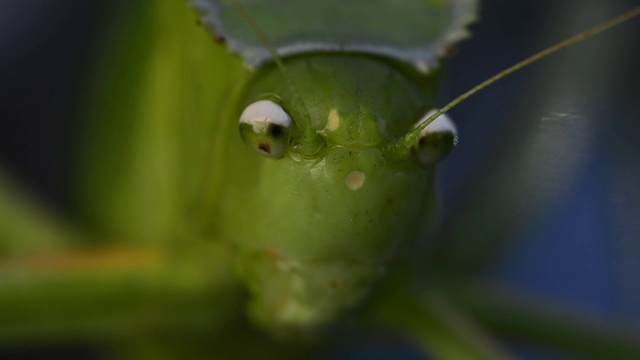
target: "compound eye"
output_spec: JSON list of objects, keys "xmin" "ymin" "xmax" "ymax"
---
[
  {"xmin": 239, "ymin": 100, "xmax": 292, "ymax": 158},
  {"xmin": 414, "ymin": 109, "xmax": 457, "ymax": 165}
]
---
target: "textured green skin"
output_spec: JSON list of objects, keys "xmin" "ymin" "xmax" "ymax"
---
[{"xmin": 215, "ymin": 54, "xmax": 441, "ymax": 335}]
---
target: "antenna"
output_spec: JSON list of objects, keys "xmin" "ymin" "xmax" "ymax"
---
[
  {"xmin": 389, "ymin": 6, "xmax": 640, "ymax": 155},
  {"xmin": 228, "ymin": 0, "xmax": 325, "ymax": 156}
]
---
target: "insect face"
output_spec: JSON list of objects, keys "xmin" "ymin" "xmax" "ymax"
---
[{"xmin": 218, "ymin": 54, "xmax": 451, "ymax": 336}]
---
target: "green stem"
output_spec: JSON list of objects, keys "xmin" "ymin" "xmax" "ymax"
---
[
  {"xmin": 446, "ymin": 281, "xmax": 640, "ymax": 360},
  {"xmin": 368, "ymin": 274, "xmax": 514, "ymax": 360},
  {"xmin": 0, "ymin": 169, "xmax": 83, "ymax": 256},
  {"xmin": 0, "ymin": 244, "xmax": 242, "ymax": 343}
]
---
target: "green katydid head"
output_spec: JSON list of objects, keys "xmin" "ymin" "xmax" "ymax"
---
[
  {"xmin": 216, "ymin": 53, "xmax": 456, "ymax": 339},
  {"xmin": 205, "ymin": 0, "xmax": 463, "ymax": 340}
]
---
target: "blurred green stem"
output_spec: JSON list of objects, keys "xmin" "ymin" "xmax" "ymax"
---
[
  {"xmin": 369, "ymin": 270, "xmax": 514, "ymax": 360},
  {"xmin": 0, "ymin": 169, "xmax": 82, "ymax": 256},
  {"xmin": 0, "ymin": 243, "xmax": 242, "ymax": 343},
  {"xmin": 446, "ymin": 280, "xmax": 640, "ymax": 359}
]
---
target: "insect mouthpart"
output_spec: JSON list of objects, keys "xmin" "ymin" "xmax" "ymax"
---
[{"xmin": 236, "ymin": 248, "xmax": 380, "ymax": 339}]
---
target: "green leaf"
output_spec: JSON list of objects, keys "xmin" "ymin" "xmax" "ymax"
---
[
  {"xmin": 192, "ymin": 0, "xmax": 478, "ymax": 72},
  {"xmin": 76, "ymin": 1, "xmax": 247, "ymax": 243}
]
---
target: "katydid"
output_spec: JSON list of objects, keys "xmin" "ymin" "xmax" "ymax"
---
[
  {"xmin": 0, "ymin": 0, "xmax": 639, "ymax": 358},
  {"xmin": 192, "ymin": 0, "xmax": 640, "ymax": 338}
]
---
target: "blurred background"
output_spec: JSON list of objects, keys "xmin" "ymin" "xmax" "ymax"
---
[
  {"xmin": 436, "ymin": 0, "xmax": 640, "ymax": 357},
  {"xmin": 442, "ymin": 0, "xmax": 640, "ymax": 320},
  {"xmin": 0, "ymin": 0, "xmax": 639, "ymax": 358}
]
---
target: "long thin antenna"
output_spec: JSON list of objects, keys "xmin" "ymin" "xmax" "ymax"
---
[
  {"xmin": 228, "ymin": 0, "xmax": 324, "ymax": 155},
  {"xmin": 392, "ymin": 6, "xmax": 640, "ymax": 153}
]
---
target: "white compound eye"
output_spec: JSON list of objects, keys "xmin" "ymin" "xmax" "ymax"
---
[
  {"xmin": 239, "ymin": 100, "xmax": 292, "ymax": 158},
  {"xmin": 413, "ymin": 109, "xmax": 457, "ymax": 165}
]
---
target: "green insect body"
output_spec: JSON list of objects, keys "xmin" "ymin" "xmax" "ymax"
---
[{"xmin": 215, "ymin": 54, "xmax": 443, "ymax": 335}]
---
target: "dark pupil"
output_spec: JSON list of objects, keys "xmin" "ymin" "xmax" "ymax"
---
[{"xmin": 267, "ymin": 123, "xmax": 284, "ymax": 138}]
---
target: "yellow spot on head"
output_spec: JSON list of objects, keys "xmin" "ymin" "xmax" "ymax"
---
[
  {"xmin": 327, "ymin": 109, "xmax": 340, "ymax": 131},
  {"xmin": 345, "ymin": 171, "xmax": 366, "ymax": 191}
]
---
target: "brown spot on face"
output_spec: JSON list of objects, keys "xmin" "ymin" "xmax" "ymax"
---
[
  {"xmin": 263, "ymin": 248, "xmax": 281, "ymax": 262},
  {"xmin": 213, "ymin": 33, "xmax": 226, "ymax": 45},
  {"xmin": 329, "ymin": 280, "xmax": 339, "ymax": 289},
  {"xmin": 258, "ymin": 142, "xmax": 271, "ymax": 154}
]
